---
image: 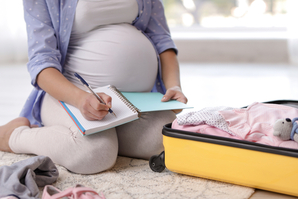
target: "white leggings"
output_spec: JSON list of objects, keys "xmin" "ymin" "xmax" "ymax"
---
[{"xmin": 9, "ymin": 93, "xmax": 176, "ymax": 174}]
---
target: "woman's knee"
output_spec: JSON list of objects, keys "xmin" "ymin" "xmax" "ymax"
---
[
  {"xmin": 117, "ymin": 110, "xmax": 175, "ymax": 160},
  {"xmin": 68, "ymin": 147, "xmax": 118, "ymax": 174},
  {"xmin": 64, "ymin": 130, "xmax": 118, "ymax": 174}
]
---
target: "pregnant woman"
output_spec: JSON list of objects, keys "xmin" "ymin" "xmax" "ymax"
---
[{"xmin": 0, "ymin": 0, "xmax": 187, "ymax": 174}]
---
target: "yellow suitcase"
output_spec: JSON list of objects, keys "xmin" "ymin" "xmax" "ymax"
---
[{"xmin": 150, "ymin": 100, "xmax": 298, "ymax": 197}]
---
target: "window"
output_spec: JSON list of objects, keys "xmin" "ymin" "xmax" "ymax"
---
[{"xmin": 163, "ymin": 0, "xmax": 288, "ymax": 28}]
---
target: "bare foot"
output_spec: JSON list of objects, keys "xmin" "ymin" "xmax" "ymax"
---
[{"xmin": 0, "ymin": 117, "xmax": 30, "ymax": 152}]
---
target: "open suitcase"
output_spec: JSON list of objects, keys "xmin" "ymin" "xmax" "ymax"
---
[{"xmin": 149, "ymin": 100, "xmax": 298, "ymax": 197}]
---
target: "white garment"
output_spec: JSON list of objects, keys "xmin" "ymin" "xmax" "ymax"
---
[
  {"xmin": 71, "ymin": 0, "xmax": 138, "ymax": 35},
  {"xmin": 177, "ymin": 106, "xmax": 235, "ymax": 135},
  {"xmin": 64, "ymin": 0, "xmax": 158, "ymax": 92}
]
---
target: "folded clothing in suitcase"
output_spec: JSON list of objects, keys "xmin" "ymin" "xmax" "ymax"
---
[
  {"xmin": 174, "ymin": 101, "xmax": 298, "ymax": 149},
  {"xmin": 150, "ymin": 100, "xmax": 298, "ymax": 197}
]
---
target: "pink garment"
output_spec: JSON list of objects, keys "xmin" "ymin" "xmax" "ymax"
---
[
  {"xmin": 220, "ymin": 102, "xmax": 298, "ymax": 148},
  {"xmin": 172, "ymin": 119, "xmax": 242, "ymax": 140},
  {"xmin": 172, "ymin": 102, "xmax": 298, "ymax": 149}
]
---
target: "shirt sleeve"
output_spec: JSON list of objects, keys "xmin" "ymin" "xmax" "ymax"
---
[
  {"xmin": 23, "ymin": 0, "xmax": 62, "ymax": 89},
  {"xmin": 144, "ymin": 0, "xmax": 177, "ymax": 55}
]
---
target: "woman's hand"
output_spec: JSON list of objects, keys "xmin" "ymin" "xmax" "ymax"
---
[
  {"xmin": 161, "ymin": 86, "xmax": 188, "ymax": 104},
  {"xmin": 161, "ymin": 86, "xmax": 188, "ymax": 114},
  {"xmin": 77, "ymin": 92, "xmax": 112, "ymax": 121},
  {"xmin": 36, "ymin": 68, "xmax": 113, "ymax": 121}
]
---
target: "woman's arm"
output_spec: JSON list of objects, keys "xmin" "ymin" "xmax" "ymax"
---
[
  {"xmin": 22, "ymin": 1, "xmax": 111, "ymax": 121},
  {"xmin": 37, "ymin": 68, "xmax": 111, "ymax": 121},
  {"xmin": 160, "ymin": 49, "xmax": 188, "ymax": 104},
  {"xmin": 141, "ymin": 1, "xmax": 187, "ymax": 104}
]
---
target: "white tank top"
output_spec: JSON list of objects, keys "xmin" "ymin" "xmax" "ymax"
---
[{"xmin": 63, "ymin": 0, "xmax": 158, "ymax": 92}]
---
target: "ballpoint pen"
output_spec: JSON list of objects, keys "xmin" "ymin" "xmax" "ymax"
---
[{"xmin": 74, "ymin": 72, "xmax": 117, "ymax": 117}]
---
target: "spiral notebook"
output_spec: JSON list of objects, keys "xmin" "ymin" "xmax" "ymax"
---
[{"xmin": 59, "ymin": 85, "xmax": 192, "ymax": 136}]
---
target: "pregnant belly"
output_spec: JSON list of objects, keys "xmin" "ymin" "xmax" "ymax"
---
[{"xmin": 64, "ymin": 24, "xmax": 158, "ymax": 92}]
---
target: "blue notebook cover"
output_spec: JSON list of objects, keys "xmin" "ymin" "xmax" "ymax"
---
[{"xmin": 121, "ymin": 92, "xmax": 192, "ymax": 112}]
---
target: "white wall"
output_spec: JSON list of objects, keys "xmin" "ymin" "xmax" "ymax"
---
[
  {"xmin": 172, "ymin": 28, "xmax": 289, "ymax": 63},
  {"xmin": 0, "ymin": 1, "xmax": 28, "ymax": 64}
]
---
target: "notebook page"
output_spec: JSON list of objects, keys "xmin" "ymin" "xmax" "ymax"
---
[{"xmin": 61, "ymin": 85, "xmax": 139, "ymax": 135}]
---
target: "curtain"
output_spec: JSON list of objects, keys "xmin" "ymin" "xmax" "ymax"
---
[{"xmin": 0, "ymin": 1, "xmax": 28, "ymax": 63}]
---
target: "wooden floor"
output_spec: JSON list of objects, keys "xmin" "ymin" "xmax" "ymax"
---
[{"xmin": 0, "ymin": 62, "xmax": 298, "ymax": 199}]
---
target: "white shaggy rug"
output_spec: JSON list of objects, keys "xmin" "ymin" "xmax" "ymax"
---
[{"xmin": 0, "ymin": 152, "xmax": 254, "ymax": 199}]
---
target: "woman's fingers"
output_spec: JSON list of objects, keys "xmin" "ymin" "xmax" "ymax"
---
[
  {"xmin": 79, "ymin": 92, "xmax": 112, "ymax": 121},
  {"xmin": 161, "ymin": 86, "xmax": 188, "ymax": 104}
]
